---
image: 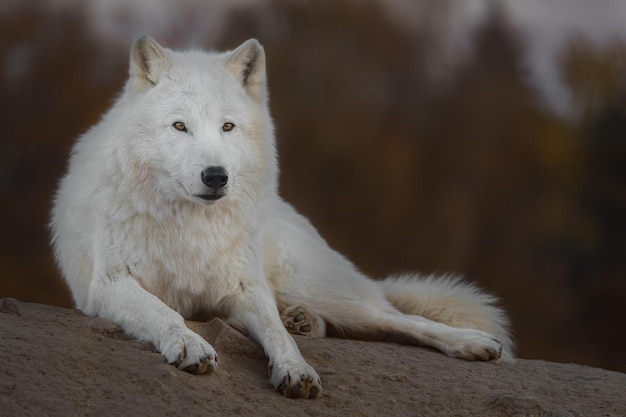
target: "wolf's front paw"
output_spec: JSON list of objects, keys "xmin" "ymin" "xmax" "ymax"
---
[
  {"xmin": 281, "ymin": 305, "xmax": 322, "ymax": 337},
  {"xmin": 269, "ymin": 360, "xmax": 322, "ymax": 399},
  {"xmin": 160, "ymin": 327, "xmax": 219, "ymax": 374},
  {"xmin": 443, "ymin": 328, "xmax": 503, "ymax": 361}
]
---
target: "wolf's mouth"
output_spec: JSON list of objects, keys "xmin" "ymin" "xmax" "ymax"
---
[{"xmin": 196, "ymin": 194, "xmax": 224, "ymax": 201}]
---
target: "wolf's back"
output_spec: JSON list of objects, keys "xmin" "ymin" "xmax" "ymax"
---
[{"xmin": 50, "ymin": 109, "xmax": 121, "ymax": 310}]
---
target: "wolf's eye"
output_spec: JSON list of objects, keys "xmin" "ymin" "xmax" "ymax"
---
[
  {"xmin": 173, "ymin": 121, "xmax": 187, "ymax": 132},
  {"xmin": 222, "ymin": 122, "xmax": 235, "ymax": 132}
]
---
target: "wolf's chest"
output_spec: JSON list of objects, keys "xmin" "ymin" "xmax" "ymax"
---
[{"xmin": 122, "ymin": 213, "xmax": 250, "ymax": 317}]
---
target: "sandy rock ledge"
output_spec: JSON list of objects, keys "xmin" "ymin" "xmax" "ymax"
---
[{"xmin": 1, "ymin": 298, "xmax": 624, "ymax": 416}]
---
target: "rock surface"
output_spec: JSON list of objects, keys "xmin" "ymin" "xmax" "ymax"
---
[{"xmin": 1, "ymin": 298, "xmax": 624, "ymax": 417}]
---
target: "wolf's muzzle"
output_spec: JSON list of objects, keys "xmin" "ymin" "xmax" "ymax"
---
[{"xmin": 197, "ymin": 166, "xmax": 229, "ymax": 201}]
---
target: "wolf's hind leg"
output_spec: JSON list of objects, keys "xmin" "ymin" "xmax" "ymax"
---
[
  {"xmin": 281, "ymin": 305, "xmax": 326, "ymax": 337},
  {"xmin": 377, "ymin": 274, "xmax": 514, "ymax": 361},
  {"xmin": 322, "ymin": 302, "xmax": 503, "ymax": 361},
  {"xmin": 385, "ymin": 311, "xmax": 503, "ymax": 361}
]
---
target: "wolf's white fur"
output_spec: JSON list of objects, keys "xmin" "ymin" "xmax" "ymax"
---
[{"xmin": 51, "ymin": 37, "xmax": 514, "ymax": 399}]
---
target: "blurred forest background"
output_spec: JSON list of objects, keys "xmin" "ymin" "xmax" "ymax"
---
[{"xmin": 1, "ymin": 0, "xmax": 625, "ymax": 372}]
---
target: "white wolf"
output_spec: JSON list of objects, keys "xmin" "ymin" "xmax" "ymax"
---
[{"xmin": 51, "ymin": 37, "xmax": 513, "ymax": 399}]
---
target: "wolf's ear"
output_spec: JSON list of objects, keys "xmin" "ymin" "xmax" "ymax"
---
[
  {"xmin": 129, "ymin": 36, "xmax": 170, "ymax": 89},
  {"xmin": 225, "ymin": 39, "xmax": 267, "ymax": 102}
]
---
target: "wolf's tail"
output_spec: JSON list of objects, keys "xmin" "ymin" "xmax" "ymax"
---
[{"xmin": 376, "ymin": 274, "xmax": 515, "ymax": 362}]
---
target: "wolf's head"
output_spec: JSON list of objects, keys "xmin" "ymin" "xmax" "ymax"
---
[{"xmin": 114, "ymin": 37, "xmax": 277, "ymax": 209}]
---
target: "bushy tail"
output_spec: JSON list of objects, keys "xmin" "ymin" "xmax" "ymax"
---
[{"xmin": 377, "ymin": 274, "xmax": 515, "ymax": 362}]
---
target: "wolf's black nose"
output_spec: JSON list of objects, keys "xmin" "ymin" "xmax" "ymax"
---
[{"xmin": 201, "ymin": 167, "xmax": 228, "ymax": 189}]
